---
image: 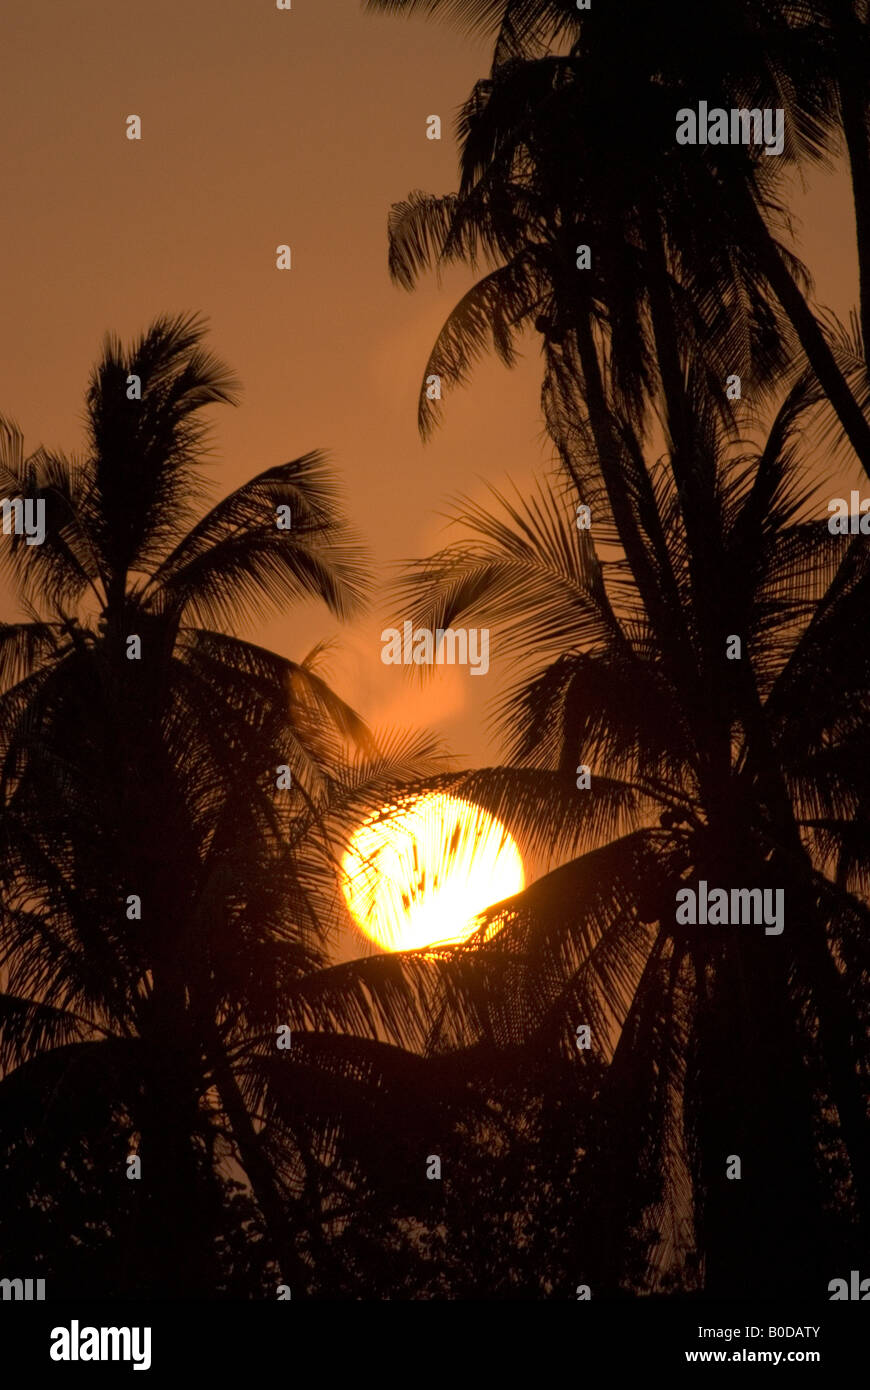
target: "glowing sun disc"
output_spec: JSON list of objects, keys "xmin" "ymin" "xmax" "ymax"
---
[{"xmin": 341, "ymin": 792, "xmax": 524, "ymax": 952}]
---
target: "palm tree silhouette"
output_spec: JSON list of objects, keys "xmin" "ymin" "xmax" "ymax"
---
[
  {"xmin": 388, "ymin": 354, "xmax": 869, "ymax": 1291},
  {"xmin": 368, "ymin": 0, "xmax": 870, "ymax": 1294},
  {"xmin": 369, "ymin": 0, "xmax": 870, "ymax": 475},
  {"xmin": 0, "ymin": 315, "xmax": 504, "ymax": 1296}
]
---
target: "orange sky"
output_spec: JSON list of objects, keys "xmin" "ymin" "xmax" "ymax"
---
[{"xmin": 0, "ymin": 0, "xmax": 864, "ymax": 780}]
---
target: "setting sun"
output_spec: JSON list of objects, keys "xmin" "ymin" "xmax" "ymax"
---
[{"xmin": 341, "ymin": 792, "xmax": 525, "ymax": 952}]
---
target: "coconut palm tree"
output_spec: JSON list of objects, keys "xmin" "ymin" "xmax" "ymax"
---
[
  {"xmin": 0, "ymin": 315, "xmax": 508, "ymax": 1296},
  {"xmin": 388, "ymin": 354, "xmax": 870, "ymax": 1292},
  {"xmin": 363, "ymin": 0, "xmax": 870, "ymax": 1297},
  {"xmin": 368, "ymin": 0, "xmax": 870, "ymax": 471},
  {"xmin": 384, "ymin": 60, "xmax": 794, "ymax": 780}
]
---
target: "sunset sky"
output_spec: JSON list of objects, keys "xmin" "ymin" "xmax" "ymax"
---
[
  {"xmin": 0, "ymin": 4, "xmax": 867, "ymax": 1313},
  {"xmin": 0, "ymin": 0, "xmax": 862, "ymax": 775}
]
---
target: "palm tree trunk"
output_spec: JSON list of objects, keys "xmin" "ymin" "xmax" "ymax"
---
[
  {"xmin": 569, "ymin": 308, "xmax": 691, "ymax": 679},
  {"xmin": 738, "ymin": 182, "xmax": 870, "ymax": 479},
  {"xmin": 640, "ymin": 208, "xmax": 719, "ymax": 570},
  {"xmin": 639, "ymin": 204, "xmax": 736, "ymax": 817},
  {"xmin": 136, "ymin": 1037, "xmax": 221, "ymax": 1297},
  {"xmin": 638, "ymin": 202, "xmax": 870, "ymax": 1269},
  {"xmin": 689, "ymin": 931, "xmax": 829, "ymax": 1296},
  {"xmin": 733, "ymin": 664, "xmax": 870, "ymax": 1231},
  {"xmin": 203, "ymin": 1020, "xmax": 309, "ymax": 1293}
]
